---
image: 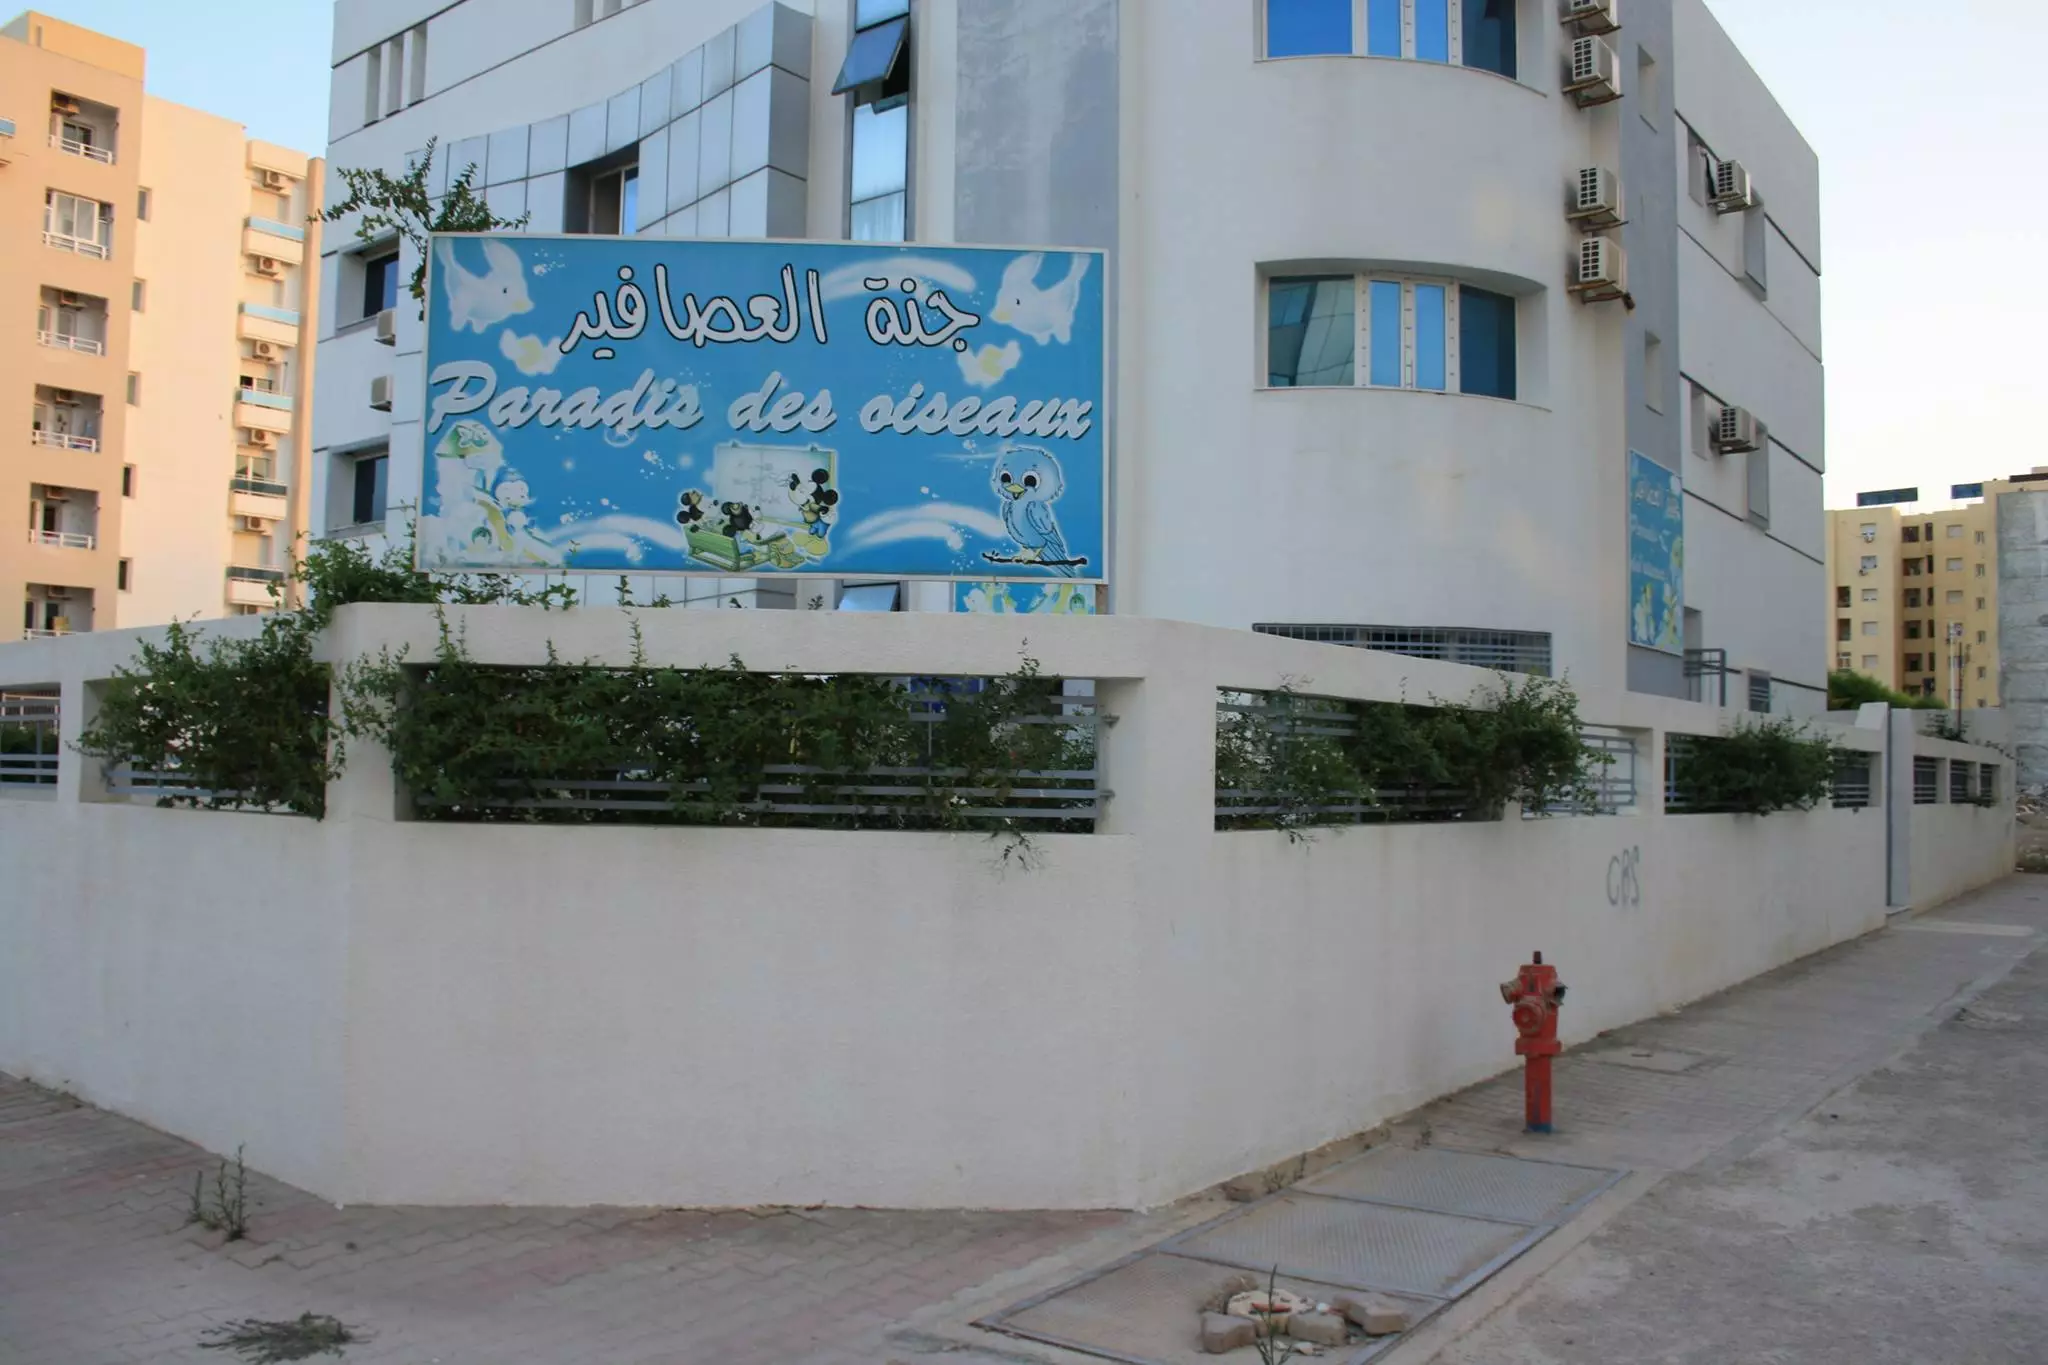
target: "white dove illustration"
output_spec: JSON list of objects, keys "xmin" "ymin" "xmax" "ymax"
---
[
  {"xmin": 437, "ymin": 237, "xmax": 534, "ymax": 334},
  {"xmin": 990, "ymin": 253, "xmax": 1090, "ymax": 346}
]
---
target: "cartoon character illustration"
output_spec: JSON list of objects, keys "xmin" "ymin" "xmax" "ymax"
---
[
  {"xmin": 991, "ymin": 253, "xmax": 1090, "ymax": 345},
  {"xmin": 787, "ymin": 468, "xmax": 839, "ymax": 538},
  {"xmin": 1632, "ymin": 583, "xmax": 1658, "ymax": 646},
  {"xmin": 957, "ymin": 339, "xmax": 1022, "ymax": 389},
  {"xmin": 676, "ymin": 489, "xmax": 707, "ymax": 528},
  {"xmin": 436, "ymin": 237, "xmax": 534, "ymax": 334},
  {"xmin": 719, "ymin": 502, "xmax": 755, "ymax": 543},
  {"xmin": 983, "ymin": 445, "xmax": 1086, "ymax": 575}
]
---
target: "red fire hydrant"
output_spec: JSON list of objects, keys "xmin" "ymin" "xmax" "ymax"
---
[{"xmin": 1500, "ymin": 951, "xmax": 1567, "ymax": 1134}]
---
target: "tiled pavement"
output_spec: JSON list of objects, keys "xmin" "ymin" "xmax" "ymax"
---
[{"xmin": 5, "ymin": 877, "xmax": 2044, "ymax": 1365}]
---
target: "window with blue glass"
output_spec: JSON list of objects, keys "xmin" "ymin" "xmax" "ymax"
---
[
  {"xmin": 1267, "ymin": 277, "xmax": 1356, "ymax": 387},
  {"xmin": 1271, "ymin": 271, "xmax": 1515, "ymax": 399},
  {"xmin": 1264, "ymin": 0, "xmax": 1519, "ymax": 76},
  {"xmin": 1265, "ymin": 0, "xmax": 1352, "ymax": 57},
  {"xmin": 1459, "ymin": 285, "xmax": 1516, "ymax": 399}
]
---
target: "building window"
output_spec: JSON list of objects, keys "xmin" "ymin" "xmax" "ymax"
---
[
  {"xmin": 132, "ymin": 278, "xmax": 146, "ymax": 311},
  {"xmin": 122, "ymin": 464, "xmax": 135, "ymax": 497},
  {"xmin": 1862, "ymin": 655, "xmax": 1879, "ymax": 670},
  {"xmin": 1835, "ymin": 586, "xmax": 1850, "ymax": 608},
  {"xmin": 1861, "ymin": 588, "xmax": 1878, "ymax": 602},
  {"xmin": 1976, "ymin": 563, "xmax": 1986, "ymax": 577},
  {"xmin": 136, "ymin": 187, "xmax": 151, "ymax": 221},
  {"xmin": 44, "ymin": 190, "xmax": 113, "ymax": 255},
  {"xmin": 126, "ymin": 372, "xmax": 140, "ymax": 405},
  {"xmin": 1976, "ymin": 529, "xmax": 1986, "ymax": 543},
  {"xmin": 1643, "ymin": 332, "xmax": 1663, "ymax": 413},
  {"xmin": 587, "ymin": 164, "xmax": 638, "ymax": 235},
  {"xmin": 1946, "ymin": 524, "xmax": 1962, "ymax": 538},
  {"xmin": 1267, "ymin": 276, "xmax": 1355, "ymax": 386},
  {"xmin": 1860, "ymin": 523, "xmax": 1876, "ymax": 537},
  {"xmin": 836, "ymin": 583, "xmax": 901, "ymax": 612},
  {"xmin": 1902, "ymin": 525, "xmax": 1919, "ymax": 543},
  {"xmin": 117, "ymin": 559, "xmax": 131, "ymax": 592},
  {"xmin": 1748, "ymin": 672, "xmax": 1771, "ymax": 714},
  {"xmin": 1265, "ymin": 0, "xmax": 1351, "ymax": 56},
  {"xmin": 1634, "ymin": 43, "xmax": 1659, "ymax": 127},
  {"xmin": 364, "ymin": 43, "xmax": 382, "ymax": 124},
  {"xmin": 1978, "ymin": 630, "xmax": 1987, "ymax": 644},
  {"xmin": 1904, "ymin": 588, "xmax": 1920, "ymax": 608},
  {"xmin": 1946, "ymin": 557, "xmax": 1963, "ymax": 572},
  {"xmin": 1459, "ymin": 284, "xmax": 1515, "ymax": 399},
  {"xmin": 1861, "ymin": 621, "xmax": 1878, "ymax": 636},
  {"xmin": 1977, "ymin": 597, "xmax": 1986, "ymax": 610},
  {"xmin": 1905, "ymin": 653, "xmax": 1923, "ymax": 672},
  {"xmin": 407, "ymin": 23, "xmax": 428, "ymax": 103},
  {"xmin": 1255, "ymin": 623, "xmax": 1552, "ymax": 674},
  {"xmin": 362, "ymin": 250, "xmax": 399, "ymax": 320},
  {"xmin": 1835, "ymin": 619, "xmax": 1851, "ymax": 642},
  {"xmin": 1859, "ymin": 554, "xmax": 1878, "ymax": 572},
  {"xmin": 1946, "ymin": 590, "xmax": 1964, "ymax": 604},
  {"xmin": 1978, "ymin": 665, "xmax": 1987, "ymax": 680},
  {"xmin": 1263, "ymin": 0, "xmax": 1513, "ymax": 76},
  {"xmin": 348, "ymin": 450, "xmax": 389, "ymax": 527},
  {"xmin": 838, "ymin": 0, "xmax": 912, "ymax": 243}
]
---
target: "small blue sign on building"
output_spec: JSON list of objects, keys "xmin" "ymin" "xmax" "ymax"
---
[
  {"xmin": 418, "ymin": 234, "xmax": 1107, "ymax": 582},
  {"xmin": 1856, "ymin": 487, "xmax": 1919, "ymax": 508},
  {"xmin": 1628, "ymin": 450, "xmax": 1684, "ymax": 655},
  {"xmin": 1951, "ymin": 482, "xmax": 1985, "ymax": 500}
]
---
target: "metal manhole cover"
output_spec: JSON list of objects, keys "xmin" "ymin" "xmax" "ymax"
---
[
  {"xmin": 991, "ymin": 1252, "xmax": 1432, "ymax": 1365},
  {"xmin": 1165, "ymin": 1193, "xmax": 1533, "ymax": 1299},
  {"xmin": 1580, "ymin": 1045, "xmax": 1720, "ymax": 1074},
  {"xmin": 1300, "ymin": 1146, "xmax": 1617, "ymax": 1226}
]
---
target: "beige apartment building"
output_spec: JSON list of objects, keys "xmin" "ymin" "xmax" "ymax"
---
[
  {"xmin": 1824, "ymin": 474, "xmax": 2035, "ymax": 709},
  {"xmin": 1, "ymin": 11, "xmax": 319, "ymax": 638}
]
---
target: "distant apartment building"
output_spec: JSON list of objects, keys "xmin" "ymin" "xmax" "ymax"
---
[
  {"xmin": 0, "ymin": 11, "xmax": 321, "ymax": 638},
  {"xmin": 1824, "ymin": 474, "xmax": 2037, "ymax": 709}
]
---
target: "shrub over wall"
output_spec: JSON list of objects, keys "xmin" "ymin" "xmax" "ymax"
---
[{"xmin": 1667, "ymin": 717, "xmax": 1839, "ymax": 816}]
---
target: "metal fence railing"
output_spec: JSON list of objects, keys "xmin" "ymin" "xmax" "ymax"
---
[
  {"xmin": 1913, "ymin": 756, "xmax": 1940, "ymax": 805},
  {"xmin": 1831, "ymin": 751, "xmax": 1874, "ymax": 810},
  {"xmin": 0, "ymin": 691, "xmax": 60, "ymax": 789},
  {"xmin": 1949, "ymin": 759, "xmax": 1972, "ymax": 803}
]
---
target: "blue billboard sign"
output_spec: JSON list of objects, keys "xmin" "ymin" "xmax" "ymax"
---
[
  {"xmin": 1951, "ymin": 483, "xmax": 1985, "ymax": 500},
  {"xmin": 1627, "ymin": 450, "xmax": 1684, "ymax": 655},
  {"xmin": 954, "ymin": 581, "xmax": 1097, "ymax": 615},
  {"xmin": 1856, "ymin": 487, "xmax": 1919, "ymax": 508},
  {"xmin": 419, "ymin": 234, "xmax": 1107, "ymax": 581}
]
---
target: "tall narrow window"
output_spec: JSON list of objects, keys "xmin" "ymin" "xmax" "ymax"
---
[
  {"xmin": 1414, "ymin": 0, "xmax": 1451, "ymax": 63},
  {"xmin": 1459, "ymin": 285, "xmax": 1515, "ymax": 400},
  {"xmin": 136, "ymin": 187, "xmax": 151, "ymax": 221},
  {"xmin": 1368, "ymin": 281, "xmax": 1403, "ymax": 387},
  {"xmin": 1366, "ymin": 0, "xmax": 1402, "ymax": 55},
  {"xmin": 1462, "ymin": 0, "xmax": 1515, "ymax": 77},
  {"xmin": 364, "ymin": 44, "xmax": 382, "ymax": 124},
  {"xmin": 352, "ymin": 452, "xmax": 390, "ymax": 526},
  {"xmin": 1265, "ymin": 0, "xmax": 1352, "ymax": 57},
  {"xmin": 850, "ymin": 103, "xmax": 908, "ymax": 241},
  {"xmin": 132, "ymin": 278, "xmax": 146, "ymax": 312},
  {"xmin": 1413, "ymin": 284, "xmax": 1447, "ymax": 390},
  {"xmin": 362, "ymin": 251, "xmax": 399, "ymax": 319},
  {"xmin": 407, "ymin": 24, "xmax": 428, "ymax": 104},
  {"xmin": 1267, "ymin": 277, "xmax": 1355, "ymax": 387}
]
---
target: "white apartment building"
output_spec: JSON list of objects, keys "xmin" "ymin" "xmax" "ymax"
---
[{"xmin": 313, "ymin": 0, "xmax": 1823, "ymax": 709}]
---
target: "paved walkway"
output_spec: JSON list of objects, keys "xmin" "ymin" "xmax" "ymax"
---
[{"xmin": 4, "ymin": 878, "xmax": 2044, "ymax": 1365}]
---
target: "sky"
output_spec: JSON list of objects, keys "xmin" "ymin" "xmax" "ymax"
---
[{"xmin": 26, "ymin": 1, "xmax": 2047, "ymax": 513}]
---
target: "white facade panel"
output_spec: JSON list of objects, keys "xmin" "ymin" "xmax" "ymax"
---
[{"xmin": 1678, "ymin": 235, "xmax": 1824, "ymax": 465}]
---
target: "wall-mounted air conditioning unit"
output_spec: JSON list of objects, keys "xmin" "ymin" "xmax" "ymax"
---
[
  {"xmin": 249, "ymin": 340, "xmax": 282, "ymax": 362},
  {"xmin": 44, "ymin": 586, "xmax": 71, "ymax": 600},
  {"xmin": 1569, "ymin": 237, "xmax": 1627, "ymax": 302},
  {"xmin": 368, "ymin": 375, "xmax": 394, "ymax": 411},
  {"xmin": 55, "ymin": 290, "xmax": 88, "ymax": 308},
  {"xmin": 243, "ymin": 427, "xmax": 276, "ymax": 450},
  {"xmin": 374, "ymin": 308, "xmax": 397, "ymax": 346},
  {"xmin": 1566, "ymin": 167, "xmax": 1623, "ymax": 229},
  {"xmin": 258, "ymin": 168, "xmax": 291, "ymax": 191},
  {"xmin": 236, "ymin": 515, "xmax": 272, "ymax": 533},
  {"xmin": 1710, "ymin": 159, "xmax": 1754, "ymax": 214},
  {"xmin": 1712, "ymin": 405, "xmax": 1762, "ymax": 454},
  {"xmin": 51, "ymin": 95, "xmax": 80, "ymax": 116},
  {"xmin": 1564, "ymin": 35, "xmax": 1622, "ymax": 107},
  {"xmin": 50, "ymin": 389, "xmax": 79, "ymax": 405},
  {"xmin": 251, "ymin": 256, "xmax": 284, "ymax": 278},
  {"xmin": 40, "ymin": 488, "xmax": 70, "ymax": 502},
  {"xmin": 1559, "ymin": 0, "xmax": 1621, "ymax": 37}
]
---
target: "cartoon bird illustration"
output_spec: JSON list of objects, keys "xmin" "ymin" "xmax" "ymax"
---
[
  {"xmin": 437, "ymin": 237, "xmax": 534, "ymax": 334},
  {"xmin": 985, "ymin": 446, "xmax": 1083, "ymax": 576},
  {"xmin": 957, "ymin": 338, "xmax": 1022, "ymax": 389},
  {"xmin": 499, "ymin": 329, "xmax": 564, "ymax": 375},
  {"xmin": 991, "ymin": 253, "xmax": 1090, "ymax": 345}
]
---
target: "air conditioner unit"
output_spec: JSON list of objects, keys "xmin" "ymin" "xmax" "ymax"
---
[
  {"xmin": 40, "ymin": 488, "xmax": 70, "ymax": 502},
  {"xmin": 44, "ymin": 586, "xmax": 71, "ymax": 601},
  {"xmin": 1712, "ymin": 404, "xmax": 1762, "ymax": 454},
  {"xmin": 368, "ymin": 375, "xmax": 394, "ymax": 411},
  {"xmin": 51, "ymin": 95, "xmax": 80, "ymax": 116},
  {"xmin": 1569, "ymin": 236, "xmax": 1627, "ymax": 302},
  {"xmin": 258, "ymin": 168, "xmax": 291, "ymax": 191},
  {"xmin": 236, "ymin": 515, "xmax": 272, "ymax": 533},
  {"xmin": 374, "ymin": 308, "xmax": 397, "ymax": 346},
  {"xmin": 249, "ymin": 340, "xmax": 282, "ymax": 363},
  {"xmin": 1566, "ymin": 167, "xmax": 1623, "ymax": 229},
  {"xmin": 55, "ymin": 290, "xmax": 88, "ymax": 308},
  {"xmin": 1857, "ymin": 567, "xmax": 1871, "ymax": 576},
  {"xmin": 1559, "ymin": 0, "xmax": 1621, "ymax": 36},
  {"xmin": 1710, "ymin": 158, "xmax": 1754, "ymax": 214},
  {"xmin": 243, "ymin": 427, "xmax": 277, "ymax": 450},
  {"xmin": 1564, "ymin": 35, "xmax": 1622, "ymax": 107},
  {"xmin": 50, "ymin": 389, "xmax": 79, "ymax": 406},
  {"xmin": 251, "ymin": 255, "xmax": 284, "ymax": 278}
]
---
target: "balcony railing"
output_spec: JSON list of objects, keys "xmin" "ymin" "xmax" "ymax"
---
[
  {"xmin": 240, "ymin": 303, "xmax": 301, "ymax": 326},
  {"xmin": 29, "ymin": 529, "xmax": 95, "ymax": 550},
  {"xmin": 231, "ymin": 476, "xmax": 289, "ymax": 498},
  {"xmin": 37, "ymin": 328, "xmax": 106, "ymax": 355},
  {"xmin": 245, "ymin": 216, "xmax": 306, "ymax": 242},
  {"xmin": 22, "ymin": 628, "xmax": 73, "ymax": 640},
  {"xmin": 50, "ymin": 132, "xmax": 114, "ymax": 163},
  {"xmin": 30, "ymin": 429, "xmax": 99, "ymax": 452},
  {"xmin": 237, "ymin": 387, "xmax": 294, "ymax": 410},
  {"xmin": 226, "ymin": 565, "xmax": 287, "ymax": 584},
  {"xmin": 42, "ymin": 230, "xmax": 110, "ymax": 259}
]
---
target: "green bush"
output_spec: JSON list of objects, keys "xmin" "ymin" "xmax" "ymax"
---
[
  {"xmin": 1827, "ymin": 668, "xmax": 1945, "ymax": 712},
  {"xmin": 1668, "ymin": 716, "xmax": 1838, "ymax": 816}
]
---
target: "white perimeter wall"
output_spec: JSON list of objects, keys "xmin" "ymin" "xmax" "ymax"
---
[{"xmin": 0, "ymin": 607, "xmax": 2011, "ymax": 1209}]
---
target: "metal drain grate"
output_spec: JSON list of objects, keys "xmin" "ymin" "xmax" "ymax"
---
[{"xmin": 1300, "ymin": 1146, "xmax": 1618, "ymax": 1226}]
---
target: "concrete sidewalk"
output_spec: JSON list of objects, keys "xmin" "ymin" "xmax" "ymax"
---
[{"xmin": 3, "ymin": 878, "xmax": 2044, "ymax": 1365}]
